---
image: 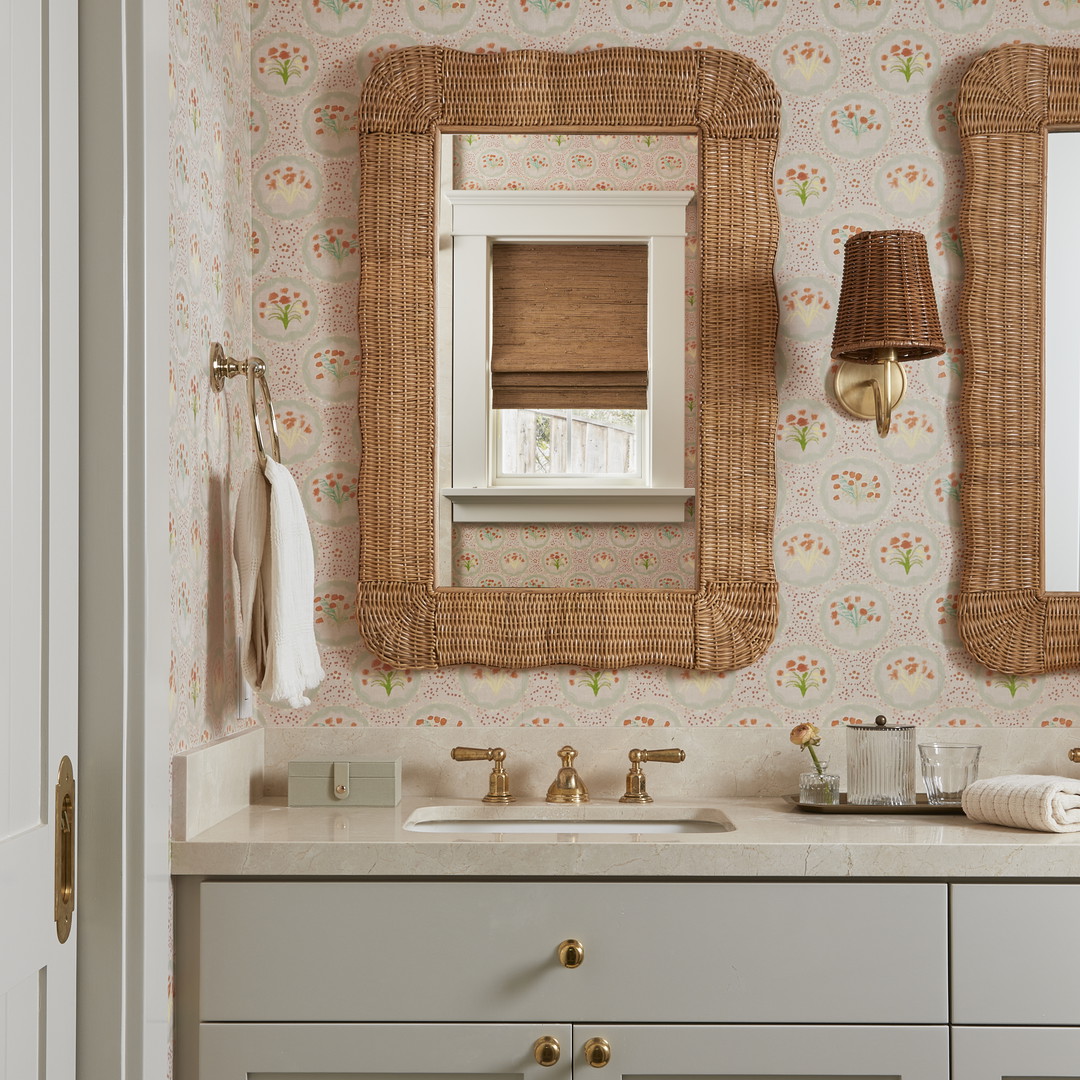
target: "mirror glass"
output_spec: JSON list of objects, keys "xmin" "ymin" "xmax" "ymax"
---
[
  {"xmin": 443, "ymin": 131, "xmax": 698, "ymax": 590},
  {"xmin": 1044, "ymin": 130, "xmax": 1080, "ymax": 592}
]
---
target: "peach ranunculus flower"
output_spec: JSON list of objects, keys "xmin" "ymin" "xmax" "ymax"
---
[
  {"xmin": 789, "ymin": 722, "xmax": 821, "ymax": 748},
  {"xmin": 790, "ymin": 723, "xmax": 829, "ymax": 793}
]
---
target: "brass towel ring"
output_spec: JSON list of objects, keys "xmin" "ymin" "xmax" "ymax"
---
[{"xmin": 209, "ymin": 341, "xmax": 282, "ymax": 466}]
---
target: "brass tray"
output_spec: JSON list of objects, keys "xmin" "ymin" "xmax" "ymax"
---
[{"xmin": 786, "ymin": 794, "xmax": 965, "ymax": 814}]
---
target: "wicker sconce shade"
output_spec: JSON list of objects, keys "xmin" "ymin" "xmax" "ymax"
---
[
  {"xmin": 490, "ymin": 242, "xmax": 649, "ymax": 410},
  {"xmin": 830, "ymin": 230, "xmax": 945, "ymax": 437}
]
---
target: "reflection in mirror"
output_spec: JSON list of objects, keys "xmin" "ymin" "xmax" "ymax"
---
[
  {"xmin": 440, "ymin": 133, "xmax": 698, "ymax": 588},
  {"xmin": 1044, "ymin": 131, "xmax": 1080, "ymax": 592}
]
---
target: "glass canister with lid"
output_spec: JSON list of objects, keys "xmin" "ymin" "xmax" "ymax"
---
[{"xmin": 846, "ymin": 714, "xmax": 915, "ymax": 806}]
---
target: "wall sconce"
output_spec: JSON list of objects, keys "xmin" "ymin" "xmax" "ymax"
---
[{"xmin": 830, "ymin": 230, "xmax": 945, "ymax": 438}]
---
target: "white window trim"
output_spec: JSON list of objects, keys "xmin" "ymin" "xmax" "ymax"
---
[{"xmin": 438, "ymin": 150, "xmax": 693, "ymax": 531}]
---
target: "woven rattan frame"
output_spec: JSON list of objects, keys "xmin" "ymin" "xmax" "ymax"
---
[
  {"xmin": 958, "ymin": 43, "xmax": 1080, "ymax": 673},
  {"xmin": 356, "ymin": 46, "xmax": 780, "ymax": 670}
]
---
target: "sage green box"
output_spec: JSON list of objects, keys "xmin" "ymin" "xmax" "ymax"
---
[{"xmin": 288, "ymin": 759, "xmax": 402, "ymax": 807}]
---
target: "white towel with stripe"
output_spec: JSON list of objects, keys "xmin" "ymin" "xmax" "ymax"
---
[{"xmin": 961, "ymin": 774, "xmax": 1080, "ymax": 833}]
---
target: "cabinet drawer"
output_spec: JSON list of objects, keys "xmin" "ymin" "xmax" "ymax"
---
[
  {"xmin": 199, "ymin": 881, "xmax": 946, "ymax": 1024},
  {"xmin": 953, "ymin": 1026, "xmax": 1080, "ymax": 1079},
  {"xmin": 953, "ymin": 884, "xmax": 1080, "ymax": 1024}
]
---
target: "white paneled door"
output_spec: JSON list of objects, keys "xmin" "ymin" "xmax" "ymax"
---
[{"xmin": 0, "ymin": 0, "xmax": 79, "ymax": 1075}]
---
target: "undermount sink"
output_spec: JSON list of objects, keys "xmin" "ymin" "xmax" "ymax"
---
[{"xmin": 402, "ymin": 804, "xmax": 735, "ymax": 835}]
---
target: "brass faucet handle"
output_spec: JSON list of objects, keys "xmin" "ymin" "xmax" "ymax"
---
[
  {"xmin": 449, "ymin": 747, "xmax": 514, "ymax": 804},
  {"xmin": 620, "ymin": 747, "xmax": 686, "ymax": 804},
  {"xmin": 451, "ymin": 746, "xmax": 505, "ymax": 763},
  {"xmin": 631, "ymin": 748, "xmax": 686, "ymax": 765}
]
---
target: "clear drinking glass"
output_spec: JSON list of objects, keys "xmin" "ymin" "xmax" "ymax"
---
[
  {"xmin": 846, "ymin": 719, "xmax": 916, "ymax": 806},
  {"xmin": 918, "ymin": 743, "xmax": 981, "ymax": 805}
]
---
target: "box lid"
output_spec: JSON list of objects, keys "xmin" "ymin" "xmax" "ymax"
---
[{"xmin": 288, "ymin": 759, "xmax": 401, "ymax": 779}]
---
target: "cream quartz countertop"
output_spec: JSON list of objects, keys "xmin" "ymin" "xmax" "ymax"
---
[{"xmin": 169, "ymin": 795, "xmax": 1080, "ymax": 879}]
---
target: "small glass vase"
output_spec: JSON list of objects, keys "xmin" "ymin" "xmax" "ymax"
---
[{"xmin": 799, "ymin": 763, "xmax": 840, "ymax": 806}]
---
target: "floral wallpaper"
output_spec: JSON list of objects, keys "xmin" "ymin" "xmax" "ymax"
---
[
  {"xmin": 171, "ymin": 0, "xmax": 1080, "ymax": 750},
  {"xmin": 169, "ymin": 0, "xmax": 253, "ymax": 753}
]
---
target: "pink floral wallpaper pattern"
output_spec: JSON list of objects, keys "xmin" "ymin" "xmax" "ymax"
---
[
  {"xmin": 170, "ymin": 0, "xmax": 1080, "ymax": 751},
  {"xmin": 170, "ymin": 0, "xmax": 253, "ymax": 753}
]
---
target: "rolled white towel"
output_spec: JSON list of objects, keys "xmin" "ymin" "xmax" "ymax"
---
[{"xmin": 961, "ymin": 774, "xmax": 1080, "ymax": 833}]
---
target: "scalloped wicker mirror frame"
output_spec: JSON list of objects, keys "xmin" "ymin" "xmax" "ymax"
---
[
  {"xmin": 957, "ymin": 43, "xmax": 1080, "ymax": 674},
  {"xmin": 355, "ymin": 46, "xmax": 780, "ymax": 670}
]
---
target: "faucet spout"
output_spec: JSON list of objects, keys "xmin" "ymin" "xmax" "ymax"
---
[{"xmin": 546, "ymin": 745, "xmax": 589, "ymax": 804}]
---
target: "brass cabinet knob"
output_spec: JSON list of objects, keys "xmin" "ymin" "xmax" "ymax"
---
[
  {"xmin": 557, "ymin": 938, "xmax": 584, "ymax": 968},
  {"xmin": 1070, "ymin": 748, "xmax": 1080, "ymax": 763},
  {"xmin": 583, "ymin": 1037, "xmax": 611, "ymax": 1068},
  {"xmin": 533, "ymin": 1036, "xmax": 560, "ymax": 1066}
]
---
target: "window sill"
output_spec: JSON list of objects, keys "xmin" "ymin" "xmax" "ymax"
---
[{"xmin": 442, "ymin": 487, "xmax": 694, "ymax": 523}]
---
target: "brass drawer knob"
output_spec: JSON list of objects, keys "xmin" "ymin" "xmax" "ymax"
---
[
  {"xmin": 557, "ymin": 938, "xmax": 584, "ymax": 968},
  {"xmin": 533, "ymin": 1036, "xmax": 560, "ymax": 1066},
  {"xmin": 584, "ymin": 1037, "xmax": 611, "ymax": 1068}
]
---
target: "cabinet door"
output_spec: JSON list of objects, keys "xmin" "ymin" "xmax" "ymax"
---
[
  {"xmin": 953, "ymin": 1027, "xmax": 1080, "ymax": 1079},
  {"xmin": 200, "ymin": 1022, "xmax": 572, "ymax": 1080},
  {"xmin": 571, "ymin": 1025, "xmax": 949, "ymax": 1079},
  {"xmin": 953, "ymin": 885, "xmax": 1080, "ymax": 1024}
]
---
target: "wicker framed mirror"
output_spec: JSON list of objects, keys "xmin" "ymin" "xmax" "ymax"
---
[
  {"xmin": 356, "ymin": 46, "xmax": 780, "ymax": 670},
  {"xmin": 957, "ymin": 43, "xmax": 1080, "ymax": 673}
]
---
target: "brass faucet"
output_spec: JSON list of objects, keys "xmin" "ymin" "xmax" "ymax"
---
[
  {"xmin": 450, "ymin": 746, "xmax": 514, "ymax": 803},
  {"xmin": 546, "ymin": 745, "xmax": 589, "ymax": 803},
  {"xmin": 620, "ymin": 747, "xmax": 685, "ymax": 803}
]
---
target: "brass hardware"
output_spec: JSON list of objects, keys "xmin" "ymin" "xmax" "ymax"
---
[
  {"xmin": 583, "ymin": 1037, "xmax": 611, "ymax": 1068},
  {"xmin": 1070, "ymin": 748, "xmax": 1080, "ymax": 764},
  {"xmin": 833, "ymin": 352, "xmax": 906, "ymax": 439},
  {"xmin": 557, "ymin": 938, "xmax": 584, "ymax": 968},
  {"xmin": 450, "ymin": 746, "xmax": 514, "ymax": 803},
  {"xmin": 54, "ymin": 756, "xmax": 75, "ymax": 944},
  {"xmin": 620, "ymin": 747, "xmax": 686, "ymax": 804},
  {"xmin": 209, "ymin": 342, "xmax": 282, "ymax": 465},
  {"xmin": 546, "ymin": 745, "xmax": 589, "ymax": 803},
  {"xmin": 533, "ymin": 1036, "xmax": 561, "ymax": 1066}
]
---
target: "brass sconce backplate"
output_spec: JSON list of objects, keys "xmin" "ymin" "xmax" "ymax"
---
[{"xmin": 833, "ymin": 360, "xmax": 906, "ymax": 423}]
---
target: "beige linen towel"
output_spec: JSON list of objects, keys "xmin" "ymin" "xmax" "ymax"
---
[
  {"xmin": 233, "ymin": 460, "xmax": 325, "ymax": 708},
  {"xmin": 234, "ymin": 465, "xmax": 270, "ymax": 692},
  {"xmin": 961, "ymin": 774, "xmax": 1080, "ymax": 832}
]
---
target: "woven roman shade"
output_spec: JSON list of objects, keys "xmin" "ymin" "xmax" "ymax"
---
[{"xmin": 490, "ymin": 242, "xmax": 648, "ymax": 409}]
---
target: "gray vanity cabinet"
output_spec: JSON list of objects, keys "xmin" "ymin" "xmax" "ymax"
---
[
  {"xmin": 199, "ymin": 1023, "xmax": 574, "ymax": 1080},
  {"xmin": 570, "ymin": 1025, "xmax": 948, "ymax": 1078},
  {"xmin": 952, "ymin": 1027, "xmax": 1080, "ymax": 1080},
  {"xmin": 951, "ymin": 884, "xmax": 1080, "ymax": 1079},
  {"xmin": 197, "ymin": 1021, "xmax": 948, "ymax": 1079},
  {"xmin": 178, "ymin": 880, "xmax": 950, "ymax": 1079}
]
